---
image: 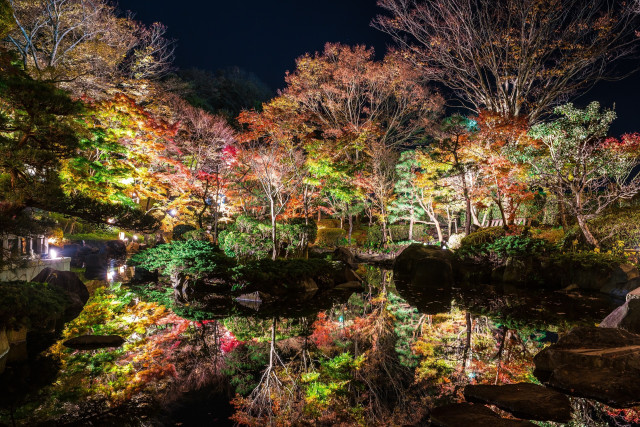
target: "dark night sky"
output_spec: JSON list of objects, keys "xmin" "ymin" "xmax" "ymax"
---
[{"xmin": 117, "ymin": 0, "xmax": 640, "ymax": 135}]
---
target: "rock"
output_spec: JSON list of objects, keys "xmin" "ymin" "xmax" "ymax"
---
[
  {"xmin": 84, "ymin": 253, "xmax": 108, "ymax": 280},
  {"xmin": 394, "ymin": 243, "xmax": 454, "ymax": 287},
  {"xmin": 132, "ymin": 266, "xmax": 158, "ymax": 283},
  {"xmin": 63, "ymin": 334, "xmax": 125, "ymax": 350},
  {"xmin": 430, "ymin": 402, "xmax": 535, "ymax": 427},
  {"xmin": 333, "ymin": 247, "xmax": 358, "ymax": 269},
  {"xmin": 600, "ymin": 299, "xmax": 640, "ymax": 334},
  {"xmin": 354, "ymin": 251, "xmax": 397, "ymax": 266},
  {"xmin": 626, "ymin": 287, "xmax": 640, "ymax": 301},
  {"xmin": 300, "ymin": 278, "xmax": 318, "ymax": 292},
  {"xmin": 104, "ymin": 240, "xmax": 127, "ymax": 258},
  {"xmin": 463, "ymin": 383, "xmax": 571, "ymax": 423},
  {"xmin": 533, "ymin": 326, "xmax": 640, "ymax": 408},
  {"xmin": 32, "ymin": 268, "xmax": 89, "ymax": 316},
  {"xmin": 600, "ymin": 264, "xmax": 640, "ymax": 298}
]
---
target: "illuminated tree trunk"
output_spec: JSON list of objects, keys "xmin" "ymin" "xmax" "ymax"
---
[
  {"xmin": 270, "ymin": 197, "xmax": 278, "ymax": 260},
  {"xmin": 408, "ymin": 207, "xmax": 414, "ymax": 241}
]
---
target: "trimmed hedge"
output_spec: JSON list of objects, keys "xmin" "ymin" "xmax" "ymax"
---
[
  {"xmin": 316, "ymin": 228, "xmax": 346, "ymax": 247},
  {"xmin": 459, "ymin": 226, "xmax": 507, "ymax": 247}
]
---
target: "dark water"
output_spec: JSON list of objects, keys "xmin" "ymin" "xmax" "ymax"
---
[{"xmin": 0, "ymin": 264, "xmax": 626, "ymax": 426}]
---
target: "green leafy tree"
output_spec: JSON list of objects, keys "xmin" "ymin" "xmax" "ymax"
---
[
  {"xmin": 527, "ymin": 102, "xmax": 640, "ymax": 247},
  {"xmin": 389, "ymin": 151, "xmax": 426, "ymax": 241}
]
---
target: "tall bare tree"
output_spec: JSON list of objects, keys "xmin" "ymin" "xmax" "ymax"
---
[{"xmin": 374, "ymin": 0, "xmax": 640, "ymax": 122}]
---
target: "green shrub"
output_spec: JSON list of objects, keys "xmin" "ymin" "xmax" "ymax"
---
[
  {"xmin": 460, "ymin": 226, "xmax": 507, "ymax": 247},
  {"xmin": 364, "ymin": 225, "xmax": 383, "ymax": 247},
  {"xmin": 316, "ymin": 228, "xmax": 346, "ymax": 247},
  {"xmin": 0, "ymin": 281, "xmax": 68, "ymax": 330},
  {"xmin": 388, "ymin": 224, "xmax": 429, "ymax": 242},
  {"xmin": 219, "ymin": 215, "xmax": 316, "ymax": 259},
  {"xmin": 457, "ymin": 233, "xmax": 556, "ymax": 263},
  {"xmin": 551, "ymin": 251, "xmax": 625, "ymax": 272},
  {"xmin": 181, "ymin": 229, "xmax": 212, "ymax": 241},
  {"xmin": 130, "ymin": 240, "xmax": 234, "ymax": 281}
]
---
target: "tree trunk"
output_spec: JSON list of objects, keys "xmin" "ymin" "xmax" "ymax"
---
[
  {"xmin": 409, "ymin": 211, "xmax": 414, "ymax": 241},
  {"xmin": 577, "ymin": 215, "xmax": 599, "ymax": 248},
  {"xmin": 464, "ymin": 187, "xmax": 472, "ymax": 235},
  {"xmin": 270, "ymin": 198, "xmax": 277, "ymax": 260},
  {"xmin": 348, "ymin": 213, "xmax": 353, "ymax": 245}
]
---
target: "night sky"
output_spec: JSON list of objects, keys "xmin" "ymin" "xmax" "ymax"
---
[{"xmin": 117, "ymin": 0, "xmax": 640, "ymax": 135}]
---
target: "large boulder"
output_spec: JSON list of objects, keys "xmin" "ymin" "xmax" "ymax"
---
[
  {"xmin": 599, "ymin": 263, "xmax": 640, "ymax": 297},
  {"xmin": 533, "ymin": 327, "xmax": 640, "ymax": 408},
  {"xmin": 600, "ymin": 298, "xmax": 640, "ymax": 334},
  {"xmin": 104, "ymin": 239, "xmax": 127, "ymax": 258},
  {"xmin": 32, "ymin": 268, "xmax": 89, "ymax": 316},
  {"xmin": 393, "ymin": 243, "xmax": 454, "ymax": 287},
  {"xmin": 627, "ymin": 287, "xmax": 640, "ymax": 301},
  {"xmin": 463, "ymin": 383, "xmax": 571, "ymax": 423},
  {"xmin": 430, "ymin": 402, "xmax": 534, "ymax": 427},
  {"xmin": 63, "ymin": 334, "xmax": 125, "ymax": 350},
  {"xmin": 554, "ymin": 261, "xmax": 640, "ymax": 297},
  {"xmin": 332, "ymin": 247, "xmax": 357, "ymax": 269},
  {"xmin": 84, "ymin": 253, "xmax": 108, "ymax": 280}
]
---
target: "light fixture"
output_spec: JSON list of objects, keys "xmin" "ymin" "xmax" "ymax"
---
[
  {"xmin": 49, "ymin": 249, "xmax": 58, "ymax": 259},
  {"xmin": 107, "ymin": 270, "xmax": 114, "ymax": 281},
  {"xmin": 168, "ymin": 209, "xmax": 178, "ymax": 217},
  {"xmin": 133, "ymin": 235, "xmax": 138, "ymax": 241},
  {"xmin": 107, "ymin": 218, "xmax": 115, "ymax": 224}
]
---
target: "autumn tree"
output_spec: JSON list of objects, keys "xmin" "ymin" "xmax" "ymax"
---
[
  {"xmin": 472, "ymin": 112, "xmax": 535, "ymax": 227},
  {"xmin": 176, "ymin": 101, "xmax": 236, "ymax": 237},
  {"xmin": 4, "ymin": 0, "xmax": 174, "ymax": 96},
  {"xmin": 284, "ymin": 43, "xmax": 442, "ymax": 241},
  {"xmin": 527, "ymin": 102, "xmax": 640, "ymax": 247},
  {"xmin": 237, "ymin": 97, "xmax": 305, "ymax": 260},
  {"xmin": 430, "ymin": 115, "xmax": 479, "ymax": 235},
  {"xmin": 375, "ymin": 0, "xmax": 640, "ymax": 122},
  {"xmin": 0, "ymin": 54, "xmax": 159, "ymax": 231}
]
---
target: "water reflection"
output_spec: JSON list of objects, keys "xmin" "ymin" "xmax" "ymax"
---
[{"xmin": 0, "ymin": 264, "xmax": 627, "ymax": 426}]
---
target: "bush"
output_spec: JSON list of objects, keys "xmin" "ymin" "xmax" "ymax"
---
[
  {"xmin": 182, "ymin": 229, "xmax": 213, "ymax": 242},
  {"xmin": 130, "ymin": 240, "xmax": 234, "ymax": 282},
  {"xmin": 173, "ymin": 224, "xmax": 196, "ymax": 240},
  {"xmin": 0, "ymin": 281, "xmax": 68, "ymax": 330},
  {"xmin": 551, "ymin": 251, "xmax": 625, "ymax": 273},
  {"xmin": 219, "ymin": 216, "xmax": 316, "ymax": 259},
  {"xmin": 389, "ymin": 224, "xmax": 429, "ymax": 242},
  {"xmin": 364, "ymin": 225, "xmax": 383, "ymax": 247},
  {"xmin": 460, "ymin": 226, "xmax": 507, "ymax": 247},
  {"xmin": 316, "ymin": 228, "xmax": 346, "ymax": 247},
  {"xmin": 457, "ymin": 233, "xmax": 556, "ymax": 263}
]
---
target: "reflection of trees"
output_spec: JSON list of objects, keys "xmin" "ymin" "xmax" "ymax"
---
[{"xmin": 231, "ymin": 317, "xmax": 295, "ymax": 425}]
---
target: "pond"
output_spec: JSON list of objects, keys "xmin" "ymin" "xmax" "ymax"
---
[{"xmin": 0, "ymin": 264, "xmax": 632, "ymax": 426}]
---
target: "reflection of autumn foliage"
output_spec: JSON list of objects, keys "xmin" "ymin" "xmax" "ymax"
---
[{"xmin": 26, "ymin": 284, "xmax": 236, "ymax": 424}]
